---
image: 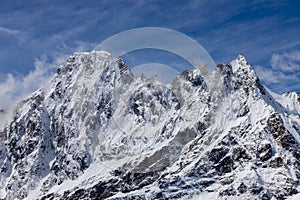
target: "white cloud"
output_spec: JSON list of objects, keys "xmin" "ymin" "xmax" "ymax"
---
[
  {"xmin": 0, "ymin": 26, "xmax": 21, "ymax": 36},
  {"xmin": 0, "ymin": 53, "xmax": 67, "ymax": 129},
  {"xmin": 256, "ymin": 65, "xmax": 298, "ymax": 83},
  {"xmin": 255, "ymin": 65, "xmax": 280, "ymax": 84},
  {"xmin": 131, "ymin": 63, "xmax": 179, "ymax": 83},
  {"xmin": 270, "ymin": 51, "xmax": 300, "ymax": 72},
  {"xmin": 0, "ymin": 40, "xmax": 94, "ymax": 129},
  {"xmin": 255, "ymin": 50, "xmax": 300, "ymax": 93},
  {"xmin": 0, "ymin": 26, "xmax": 27, "ymax": 42},
  {"xmin": 284, "ymin": 51, "xmax": 300, "ymax": 60}
]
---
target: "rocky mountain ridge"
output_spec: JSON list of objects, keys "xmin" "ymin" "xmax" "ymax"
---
[{"xmin": 0, "ymin": 51, "xmax": 300, "ymax": 199}]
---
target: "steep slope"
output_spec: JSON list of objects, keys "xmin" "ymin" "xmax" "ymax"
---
[
  {"xmin": 147, "ymin": 55, "xmax": 300, "ymax": 199},
  {"xmin": 0, "ymin": 51, "xmax": 300, "ymax": 200}
]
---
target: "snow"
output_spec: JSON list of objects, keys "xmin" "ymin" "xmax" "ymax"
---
[{"xmin": 1, "ymin": 52, "xmax": 300, "ymax": 199}]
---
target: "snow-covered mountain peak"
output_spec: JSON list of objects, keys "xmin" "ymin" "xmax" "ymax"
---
[
  {"xmin": 230, "ymin": 54, "xmax": 253, "ymax": 73},
  {"xmin": 209, "ymin": 54, "xmax": 269, "ymax": 105},
  {"xmin": 284, "ymin": 92, "xmax": 300, "ymax": 103},
  {"xmin": 73, "ymin": 50, "xmax": 112, "ymax": 58},
  {"xmin": 56, "ymin": 51, "xmax": 117, "ymax": 77},
  {"xmin": 236, "ymin": 53, "xmax": 248, "ymax": 64},
  {"xmin": 1, "ymin": 51, "xmax": 300, "ymax": 200}
]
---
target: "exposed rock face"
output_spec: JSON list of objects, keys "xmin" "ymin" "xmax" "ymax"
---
[{"xmin": 0, "ymin": 51, "xmax": 300, "ymax": 200}]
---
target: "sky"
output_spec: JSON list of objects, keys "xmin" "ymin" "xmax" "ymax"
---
[{"xmin": 0, "ymin": 0, "xmax": 300, "ymax": 124}]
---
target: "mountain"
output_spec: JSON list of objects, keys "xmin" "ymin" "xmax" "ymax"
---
[{"xmin": 0, "ymin": 51, "xmax": 300, "ymax": 200}]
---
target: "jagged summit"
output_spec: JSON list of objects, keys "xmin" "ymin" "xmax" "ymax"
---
[
  {"xmin": 237, "ymin": 53, "xmax": 247, "ymax": 61},
  {"xmin": 1, "ymin": 51, "xmax": 300, "ymax": 200},
  {"xmin": 284, "ymin": 92, "xmax": 300, "ymax": 102},
  {"xmin": 231, "ymin": 54, "xmax": 253, "ymax": 72},
  {"xmin": 73, "ymin": 50, "xmax": 112, "ymax": 57}
]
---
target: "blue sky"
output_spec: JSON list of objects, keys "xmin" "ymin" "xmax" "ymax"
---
[{"xmin": 0, "ymin": 0, "xmax": 300, "ymax": 116}]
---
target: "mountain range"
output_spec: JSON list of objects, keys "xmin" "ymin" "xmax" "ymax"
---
[{"xmin": 0, "ymin": 51, "xmax": 300, "ymax": 199}]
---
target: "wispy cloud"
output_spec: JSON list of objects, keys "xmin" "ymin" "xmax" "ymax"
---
[
  {"xmin": 255, "ymin": 65, "xmax": 298, "ymax": 84},
  {"xmin": 0, "ymin": 26, "xmax": 21, "ymax": 36},
  {"xmin": 255, "ymin": 50, "xmax": 300, "ymax": 93},
  {"xmin": 0, "ymin": 0, "xmax": 299, "ymax": 103},
  {"xmin": 131, "ymin": 63, "xmax": 179, "ymax": 83},
  {"xmin": 0, "ymin": 53, "xmax": 66, "ymax": 129},
  {"xmin": 270, "ymin": 51, "xmax": 300, "ymax": 72},
  {"xmin": 0, "ymin": 25, "xmax": 26, "ymax": 43},
  {"xmin": 0, "ymin": 39, "xmax": 95, "ymax": 129}
]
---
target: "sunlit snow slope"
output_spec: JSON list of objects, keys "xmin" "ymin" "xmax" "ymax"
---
[{"xmin": 0, "ymin": 51, "xmax": 300, "ymax": 200}]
